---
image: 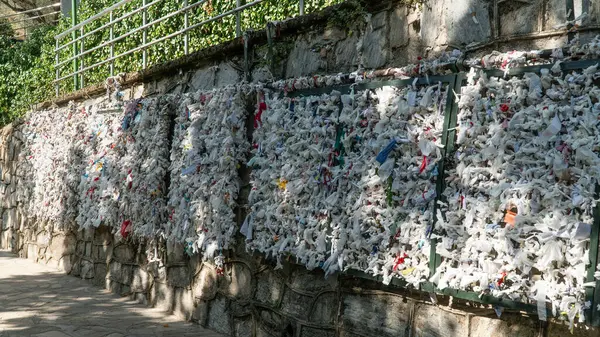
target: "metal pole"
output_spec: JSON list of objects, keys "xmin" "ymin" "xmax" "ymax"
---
[
  {"xmin": 109, "ymin": 10, "xmax": 114, "ymax": 76},
  {"xmin": 0, "ymin": 2, "xmax": 60, "ymax": 20},
  {"xmin": 71, "ymin": 0, "xmax": 79, "ymax": 90},
  {"xmin": 55, "ymin": 39, "xmax": 60, "ymax": 96},
  {"xmin": 235, "ymin": 0, "xmax": 242, "ymax": 38},
  {"xmin": 142, "ymin": 0, "xmax": 147, "ymax": 69},
  {"xmin": 299, "ymin": 0, "xmax": 304, "ymax": 15},
  {"xmin": 183, "ymin": 0, "xmax": 188, "ymax": 55},
  {"xmin": 80, "ymin": 26, "xmax": 85, "ymax": 88},
  {"xmin": 53, "ymin": 0, "xmax": 266, "ymax": 82},
  {"xmin": 566, "ymin": 0, "xmax": 575, "ymax": 43}
]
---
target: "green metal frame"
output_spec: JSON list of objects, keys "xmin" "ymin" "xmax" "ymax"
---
[
  {"xmin": 71, "ymin": 0, "xmax": 80, "ymax": 91},
  {"xmin": 482, "ymin": 58, "xmax": 600, "ymax": 323},
  {"xmin": 277, "ymin": 61, "xmax": 600, "ymax": 322}
]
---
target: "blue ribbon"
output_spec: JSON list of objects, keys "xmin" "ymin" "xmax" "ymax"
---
[{"xmin": 376, "ymin": 139, "xmax": 397, "ymax": 164}]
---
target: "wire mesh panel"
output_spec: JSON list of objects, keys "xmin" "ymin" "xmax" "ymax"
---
[
  {"xmin": 434, "ymin": 60, "xmax": 600, "ymax": 328},
  {"xmin": 245, "ymin": 75, "xmax": 456, "ymax": 286}
]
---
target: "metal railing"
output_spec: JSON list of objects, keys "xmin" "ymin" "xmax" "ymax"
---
[
  {"xmin": 0, "ymin": 2, "xmax": 60, "ymax": 40},
  {"xmin": 53, "ymin": 0, "xmax": 314, "ymax": 95}
]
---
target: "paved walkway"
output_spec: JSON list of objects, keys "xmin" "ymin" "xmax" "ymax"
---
[{"xmin": 0, "ymin": 250, "xmax": 224, "ymax": 337}]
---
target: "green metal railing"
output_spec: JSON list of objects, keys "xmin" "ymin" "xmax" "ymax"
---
[
  {"xmin": 53, "ymin": 0, "xmax": 341, "ymax": 95},
  {"xmin": 283, "ymin": 58, "xmax": 600, "ymax": 325}
]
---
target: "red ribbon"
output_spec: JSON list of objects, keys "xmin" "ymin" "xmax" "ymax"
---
[
  {"xmin": 255, "ymin": 100, "xmax": 266, "ymax": 129},
  {"xmin": 419, "ymin": 156, "xmax": 427, "ymax": 174},
  {"xmin": 120, "ymin": 220, "xmax": 131, "ymax": 238},
  {"xmin": 393, "ymin": 253, "xmax": 408, "ymax": 271}
]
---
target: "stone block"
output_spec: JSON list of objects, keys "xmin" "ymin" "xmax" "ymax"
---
[
  {"xmin": 168, "ymin": 265, "xmax": 191, "ymax": 288},
  {"xmin": 0, "ymin": 228, "xmax": 11, "ymax": 250},
  {"xmin": 257, "ymin": 307, "xmax": 284, "ymax": 336},
  {"xmin": 420, "ymin": 0, "xmax": 447, "ymax": 49},
  {"xmin": 58, "ymin": 254, "xmax": 73, "ymax": 274},
  {"xmin": 323, "ymin": 26, "xmax": 346, "ymax": 41},
  {"xmin": 301, "ymin": 326, "xmax": 335, "ymax": 337},
  {"xmin": 189, "ymin": 67, "xmax": 217, "ymax": 91},
  {"xmin": 310, "ymin": 292, "xmax": 337, "ymax": 325},
  {"xmin": 113, "ymin": 244, "xmax": 135, "ymax": 263},
  {"xmin": 234, "ymin": 317, "xmax": 253, "ymax": 337},
  {"xmin": 286, "ymin": 37, "xmax": 325, "ymax": 78},
  {"xmin": 256, "ymin": 326, "xmax": 278, "ymax": 337},
  {"xmin": 341, "ymin": 293, "xmax": 411, "ymax": 337},
  {"xmin": 80, "ymin": 260, "xmax": 94, "ymax": 279},
  {"xmin": 280, "ymin": 287, "xmax": 312, "ymax": 320},
  {"xmin": 153, "ymin": 281, "xmax": 174, "ymax": 311},
  {"xmin": 372, "ymin": 11, "xmax": 387, "ymax": 29},
  {"xmin": 289, "ymin": 269, "xmax": 336, "ymax": 292},
  {"xmin": 390, "ymin": 6, "xmax": 409, "ymax": 48},
  {"xmin": 334, "ymin": 34, "xmax": 359, "ymax": 71},
  {"xmin": 131, "ymin": 267, "xmax": 150, "ymax": 292},
  {"xmin": 590, "ymin": 0, "xmax": 600, "ymax": 26},
  {"xmin": 207, "ymin": 296, "xmax": 232, "ymax": 335},
  {"xmin": 71, "ymin": 258, "xmax": 81, "ymax": 277},
  {"xmin": 84, "ymin": 241, "xmax": 92, "ymax": 257},
  {"xmin": 470, "ymin": 315, "xmax": 537, "ymax": 337},
  {"xmin": 252, "ymin": 66, "xmax": 274, "ymax": 83},
  {"xmin": 36, "ymin": 231, "xmax": 49, "ymax": 246},
  {"xmin": 193, "ymin": 299, "xmax": 210, "ymax": 325},
  {"xmin": 93, "ymin": 263, "xmax": 107, "ymax": 287},
  {"xmin": 362, "ymin": 22, "xmax": 388, "ymax": 69},
  {"xmin": 109, "ymin": 261, "xmax": 122, "ymax": 282},
  {"xmin": 193, "ymin": 265, "xmax": 218, "ymax": 301},
  {"xmin": 546, "ymin": 0, "xmax": 567, "ymax": 29},
  {"xmin": 107, "ymin": 279, "xmax": 122, "ymax": 295},
  {"xmin": 133, "ymin": 292, "xmax": 148, "ymax": 305},
  {"xmin": 156, "ymin": 77, "xmax": 182, "ymax": 95},
  {"xmin": 120, "ymin": 264, "xmax": 133, "ymax": 285},
  {"xmin": 49, "ymin": 233, "xmax": 76, "ymax": 257},
  {"xmin": 3, "ymin": 209, "xmax": 16, "ymax": 230},
  {"xmin": 83, "ymin": 228, "xmax": 94, "ymax": 240},
  {"xmin": 548, "ymin": 319, "xmax": 592, "ymax": 337},
  {"xmin": 446, "ymin": 0, "xmax": 491, "ymax": 46},
  {"xmin": 167, "ymin": 240, "xmax": 185, "ymax": 263},
  {"xmin": 412, "ymin": 303, "xmax": 467, "ymax": 337},
  {"xmin": 255, "ymin": 269, "xmax": 284, "ymax": 306},
  {"xmin": 1, "ymin": 213, "xmax": 8, "ymax": 231},
  {"xmin": 218, "ymin": 262, "xmax": 253, "ymax": 300},
  {"xmin": 76, "ymin": 240, "xmax": 84, "ymax": 255},
  {"xmin": 27, "ymin": 243, "xmax": 38, "ymax": 261},
  {"xmin": 216, "ymin": 62, "xmax": 241, "ymax": 88},
  {"xmin": 499, "ymin": 0, "xmax": 542, "ymax": 36},
  {"xmin": 93, "ymin": 227, "xmax": 112, "ymax": 246},
  {"xmin": 173, "ymin": 287, "xmax": 194, "ymax": 321}
]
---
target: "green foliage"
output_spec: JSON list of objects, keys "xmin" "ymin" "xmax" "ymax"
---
[
  {"xmin": 0, "ymin": 0, "xmax": 344, "ymax": 126},
  {"xmin": 327, "ymin": 0, "xmax": 367, "ymax": 31},
  {"xmin": 0, "ymin": 19, "xmax": 14, "ymax": 37},
  {"xmin": 0, "ymin": 25, "xmax": 56, "ymax": 125}
]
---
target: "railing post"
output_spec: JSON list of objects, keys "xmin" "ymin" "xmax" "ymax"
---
[
  {"xmin": 183, "ymin": 0, "xmax": 189, "ymax": 55},
  {"xmin": 55, "ymin": 39, "xmax": 59, "ymax": 97},
  {"xmin": 235, "ymin": 0, "xmax": 242, "ymax": 38},
  {"xmin": 71, "ymin": 0, "xmax": 79, "ymax": 90},
  {"xmin": 299, "ymin": 0, "xmax": 304, "ymax": 15},
  {"xmin": 109, "ymin": 10, "xmax": 114, "ymax": 76},
  {"xmin": 142, "ymin": 0, "xmax": 147, "ymax": 69},
  {"xmin": 80, "ymin": 26, "xmax": 85, "ymax": 88}
]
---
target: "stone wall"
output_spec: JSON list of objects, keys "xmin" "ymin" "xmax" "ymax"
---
[{"xmin": 2, "ymin": 1, "xmax": 600, "ymax": 337}]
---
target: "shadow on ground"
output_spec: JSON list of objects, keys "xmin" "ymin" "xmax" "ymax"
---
[{"xmin": 0, "ymin": 250, "xmax": 222, "ymax": 337}]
